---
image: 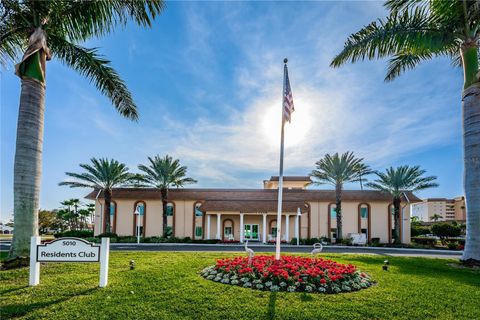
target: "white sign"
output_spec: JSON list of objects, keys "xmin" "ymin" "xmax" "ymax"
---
[
  {"xmin": 29, "ymin": 236, "xmax": 110, "ymax": 287},
  {"xmin": 37, "ymin": 238, "xmax": 100, "ymax": 262}
]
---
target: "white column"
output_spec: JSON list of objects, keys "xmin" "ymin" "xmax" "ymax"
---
[
  {"xmin": 240, "ymin": 213, "xmax": 244, "ymax": 243},
  {"xmin": 29, "ymin": 236, "xmax": 40, "ymax": 286},
  {"xmin": 285, "ymin": 214, "xmax": 290, "ymax": 242},
  {"xmin": 262, "ymin": 213, "xmax": 267, "ymax": 244},
  {"xmin": 206, "ymin": 214, "xmax": 211, "ymax": 240},
  {"xmin": 215, "ymin": 213, "xmax": 222, "ymax": 239},
  {"xmin": 295, "ymin": 214, "xmax": 299, "ymax": 244}
]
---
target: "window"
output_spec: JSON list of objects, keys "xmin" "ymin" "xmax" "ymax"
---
[
  {"xmin": 271, "ymin": 227, "xmax": 278, "ymax": 236},
  {"xmin": 136, "ymin": 203, "xmax": 145, "ymax": 216},
  {"xmin": 224, "ymin": 226, "xmax": 232, "ymax": 236},
  {"xmin": 195, "ymin": 226, "xmax": 203, "ymax": 237},
  {"xmin": 331, "ymin": 228, "xmax": 337, "ymax": 239},
  {"xmin": 360, "ymin": 206, "xmax": 368, "ymax": 218},
  {"xmin": 110, "ymin": 202, "xmax": 116, "ymax": 216},
  {"xmin": 138, "ymin": 226, "xmax": 144, "ymax": 236},
  {"xmin": 361, "ymin": 228, "xmax": 367, "ymax": 235},
  {"xmin": 330, "ymin": 206, "xmax": 337, "ymax": 218},
  {"xmin": 166, "ymin": 203, "xmax": 174, "ymax": 216},
  {"xmin": 165, "ymin": 226, "xmax": 173, "ymax": 237},
  {"xmin": 195, "ymin": 203, "xmax": 203, "ymax": 217}
]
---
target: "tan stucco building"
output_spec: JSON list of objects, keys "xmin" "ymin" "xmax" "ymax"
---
[
  {"xmin": 411, "ymin": 197, "xmax": 466, "ymax": 222},
  {"xmin": 86, "ymin": 176, "xmax": 419, "ymax": 244}
]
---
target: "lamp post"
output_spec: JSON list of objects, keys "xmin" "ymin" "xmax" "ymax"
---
[
  {"xmin": 134, "ymin": 206, "xmax": 141, "ymax": 244},
  {"xmin": 295, "ymin": 208, "xmax": 301, "ymax": 246}
]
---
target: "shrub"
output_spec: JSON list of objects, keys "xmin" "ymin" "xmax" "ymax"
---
[
  {"xmin": 411, "ymin": 237, "xmax": 436, "ymax": 246},
  {"xmin": 447, "ymin": 242, "xmax": 460, "ymax": 250},
  {"xmin": 117, "ymin": 236, "xmax": 138, "ymax": 243},
  {"xmin": 96, "ymin": 232, "xmax": 118, "ymax": 238},
  {"xmin": 54, "ymin": 230, "xmax": 94, "ymax": 238},
  {"xmin": 85, "ymin": 237, "xmax": 99, "ymax": 243},
  {"xmin": 411, "ymin": 225, "xmax": 431, "ymax": 237},
  {"xmin": 431, "ymin": 223, "xmax": 462, "ymax": 240},
  {"xmin": 370, "ymin": 238, "xmax": 380, "ymax": 245},
  {"xmin": 446, "ymin": 238, "xmax": 465, "ymax": 245}
]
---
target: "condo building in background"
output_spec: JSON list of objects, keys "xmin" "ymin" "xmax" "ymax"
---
[
  {"xmin": 411, "ymin": 197, "xmax": 466, "ymax": 222},
  {"xmin": 86, "ymin": 176, "xmax": 419, "ymax": 244}
]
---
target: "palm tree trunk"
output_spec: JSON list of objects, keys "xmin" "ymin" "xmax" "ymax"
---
[
  {"xmin": 161, "ymin": 188, "xmax": 168, "ymax": 237},
  {"xmin": 8, "ymin": 79, "xmax": 45, "ymax": 259},
  {"xmin": 461, "ymin": 85, "xmax": 480, "ymax": 262},
  {"xmin": 104, "ymin": 189, "xmax": 112, "ymax": 233},
  {"xmin": 393, "ymin": 197, "xmax": 401, "ymax": 244},
  {"xmin": 335, "ymin": 184, "xmax": 343, "ymax": 241}
]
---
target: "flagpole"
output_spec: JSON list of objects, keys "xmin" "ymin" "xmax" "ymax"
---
[{"xmin": 275, "ymin": 58, "xmax": 288, "ymax": 260}]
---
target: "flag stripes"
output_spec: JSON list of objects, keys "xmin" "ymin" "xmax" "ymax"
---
[{"xmin": 283, "ymin": 64, "xmax": 294, "ymax": 123}]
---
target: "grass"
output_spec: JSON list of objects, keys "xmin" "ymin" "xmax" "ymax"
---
[{"xmin": 1, "ymin": 252, "xmax": 479, "ymax": 320}]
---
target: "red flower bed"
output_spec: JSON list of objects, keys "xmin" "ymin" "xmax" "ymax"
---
[{"xmin": 201, "ymin": 255, "xmax": 372, "ymax": 294}]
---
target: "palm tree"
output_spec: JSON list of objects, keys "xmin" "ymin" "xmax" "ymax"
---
[
  {"xmin": 138, "ymin": 155, "xmax": 197, "ymax": 237},
  {"xmin": 2, "ymin": 1, "xmax": 164, "ymax": 260},
  {"xmin": 430, "ymin": 214, "xmax": 443, "ymax": 222},
  {"xmin": 310, "ymin": 152, "xmax": 371, "ymax": 241},
  {"xmin": 331, "ymin": 0, "xmax": 479, "ymax": 262},
  {"xmin": 59, "ymin": 158, "xmax": 136, "ymax": 234},
  {"xmin": 366, "ymin": 166, "xmax": 438, "ymax": 244}
]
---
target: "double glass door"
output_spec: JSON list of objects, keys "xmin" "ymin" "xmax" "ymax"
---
[{"xmin": 244, "ymin": 224, "xmax": 259, "ymax": 241}]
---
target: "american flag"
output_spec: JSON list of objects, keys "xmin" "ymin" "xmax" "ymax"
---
[{"xmin": 283, "ymin": 64, "xmax": 294, "ymax": 123}]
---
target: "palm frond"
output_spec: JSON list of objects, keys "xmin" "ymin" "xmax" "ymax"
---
[
  {"xmin": 310, "ymin": 151, "xmax": 370, "ymax": 188},
  {"xmin": 47, "ymin": 0, "xmax": 165, "ymax": 42},
  {"xmin": 138, "ymin": 154, "xmax": 196, "ymax": 190},
  {"xmin": 367, "ymin": 165, "xmax": 438, "ymax": 197},
  {"xmin": 59, "ymin": 158, "xmax": 135, "ymax": 191},
  {"xmin": 48, "ymin": 36, "xmax": 138, "ymax": 120},
  {"xmin": 331, "ymin": 7, "xmax": 455, "ymax": 70}
]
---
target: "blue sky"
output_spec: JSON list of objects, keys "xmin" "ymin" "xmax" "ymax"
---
[{"xmin": 1, "ymin": 1, "xmax": 464, "ymax": 220}]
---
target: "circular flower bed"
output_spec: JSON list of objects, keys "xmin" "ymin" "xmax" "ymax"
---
[{"xmin": 201, "ymin": 255, "xmax": 373, "ymax": 294}]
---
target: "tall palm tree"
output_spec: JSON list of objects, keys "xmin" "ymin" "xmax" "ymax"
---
[
  {"xmin": 331, "ymin": 0, "xmax": 480, "ymax": 262},
  {"xmin": 310, "ymin": 152, "xmax": 371, "ymax": 241},
  {"xmin": 59, "ymin": 158, "xmax": 136, "ymax": 234},
  {"xmin": 366, "ymin": 166, "xmax": 438, "ymax": 244},
  {"xmin": 430, "ymin": 214, "xmax": 443, "ymax": 222},
  {"xmin": 138, "ymin": 155, "xmax": 197, "ymax": 237},
  {"xmin": 2, "ymin": 1, "xmax": 164, "ymax": 260}
]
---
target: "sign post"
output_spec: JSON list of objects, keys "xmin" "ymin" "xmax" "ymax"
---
[
  {"xmin": 29, "ymin": 236, "xmax": 41, "ymax": 286},
  {"xmin": 29, "ymin": 237, "xmax": 109, "ymax": 287},
  {"xmin": 99, "ymin": 237, "xmax": 110, "ymax": 288}
]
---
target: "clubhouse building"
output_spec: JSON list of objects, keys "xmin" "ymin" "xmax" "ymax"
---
[{"xmin": 86, "ymin": 176, "xmax": 419, "ymax": 244}]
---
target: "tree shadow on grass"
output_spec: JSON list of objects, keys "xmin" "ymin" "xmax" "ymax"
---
[
  {"xmin": 2, "ymin": 287, "xmax": 97, "ymax": 319},
  {"xmin": 300, "ymin": 292, "xmax": 313, "ymax": 302},
  {"xmin": 340, "ymin": 255, "xmax": 480, "ymax": 287},
  {"xmin": 267, "ymin": 292, "xmax": 277, "ymax": 320},
  {"xmin": 0, "ymin": 285, "xmax": 28, "ymax": 295}
]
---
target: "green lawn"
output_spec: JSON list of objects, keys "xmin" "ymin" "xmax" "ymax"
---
[{"xmin": 1, "ymin": 252, "xmax": 479, "ymax": 320}]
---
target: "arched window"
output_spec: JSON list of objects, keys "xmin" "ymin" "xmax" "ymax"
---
[
  {"xmin": 388, "ymin": 204, "xmax": 394, "ymax": 243},
  {"xmin": 358, "ymin": 203, "xmax": 370, "ymax": 240},
  {"xmin": 105, "ymin": 201, "xmax": 117, "ymax": 233},
  {"xmin": 192, "ymin": 202, "xmax": 204, "ymax": 239},
  {"xmin": 166, "ymin": 202, "xmax": 174, "ymax": 237},
  {"xmin": 328, "ymin": 203, "xmax": 337, "ymax": 241},
  {"xmin": 223, "ymin": 219, "xmax": 234, "ymax": 241},
  {"xmin": 330, "ymin": 204, "xmax": 337, "ymax": 218},
  {"xmin": 133, "ymin": 201, "xmax": 146, "ymax": 237}
]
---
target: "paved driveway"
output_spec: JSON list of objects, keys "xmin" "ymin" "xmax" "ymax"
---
[{"xmin": 0, "ymin": 240, "xmax": 463, "ymax": 259}]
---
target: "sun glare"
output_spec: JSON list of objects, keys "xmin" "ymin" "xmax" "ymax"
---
[{"xmin": 261, "ymin": 100, "xmax": 312, "ymax": 148}]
